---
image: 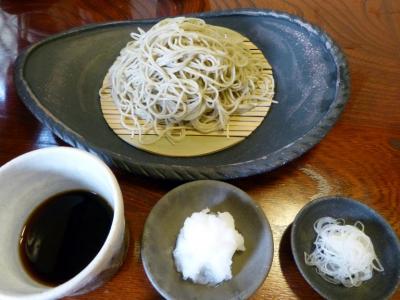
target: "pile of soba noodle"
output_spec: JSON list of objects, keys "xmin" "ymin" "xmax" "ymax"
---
[{"xmin": 102, "ymin": 17, "xmax": 274, "ymax": 144}]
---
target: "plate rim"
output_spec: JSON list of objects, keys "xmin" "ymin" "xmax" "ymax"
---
[
  {"xmin": 14, "ymin": 8, "xmax": 350, "ymax": 180},
  {"xmin": 140, "ymin": 180, "xmax": 274, "ymax": 299}
]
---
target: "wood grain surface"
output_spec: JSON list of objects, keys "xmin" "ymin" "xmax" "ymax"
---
[{"xmin": 0, "ymin": 1, "xmax": 399, "ymax": 299}]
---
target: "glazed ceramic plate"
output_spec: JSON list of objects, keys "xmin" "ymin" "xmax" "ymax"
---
[
  {"xmin": 141, "ymin": 180, "xmax": 273, "ymax": 300},
  {"xmin": 15, "ymin": 9, "xmax": 350, "ymax": 180},
  {"xmin": 291, "ymin": 196, "xmax": 400, "ymax": 300}
]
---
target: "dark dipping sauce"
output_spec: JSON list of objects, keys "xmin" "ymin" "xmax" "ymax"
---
[{"xmin": 19, "ymin": 190, "xmax": 113, "ymax": 286}]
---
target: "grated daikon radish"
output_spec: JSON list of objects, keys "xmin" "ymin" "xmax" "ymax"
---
[
  {"xmin": 304, "ymin": 217, "xmax": 384, "ymax": 287},
  {"xmin": 173, "ymin": 208, "xmax": 245, "ymax": 285}
]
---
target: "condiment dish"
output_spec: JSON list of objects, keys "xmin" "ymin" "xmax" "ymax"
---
[
  {"xmin": 291, "ymin": 196, "xmax": 400, "ymax": 300},
  {"xmin": 141, "ymin": 180, "xmax": 273, "ymax": 300}
]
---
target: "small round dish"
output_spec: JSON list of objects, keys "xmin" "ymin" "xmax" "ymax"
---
[
  {"xmin": 291, "ymin": 196, "xmax": 400, "ymax": 300},
  {"xmin": 141, "ymin": 180, "xmax": 273, "ymax": 300}
]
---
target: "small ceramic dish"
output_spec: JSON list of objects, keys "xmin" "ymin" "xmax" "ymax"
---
[
  {"xmin": 291, "ymin": 196, "xmax": 400, "ymax": 300},
  {"xmin": 141, "ymin": 180, "xmax": 273, "ymax": 300}
]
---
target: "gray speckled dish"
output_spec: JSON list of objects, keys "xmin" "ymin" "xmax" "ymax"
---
[
  {"xmin": 291, "ymin": 196, "xmax": 400, "ymax": 300},
  {"xmin": 14, "ymin": 9, "xmax": 350, "ymax": 180},
  {"xmin": 141, "ymin": 180, "xmax": 273, "ymax": 300}
]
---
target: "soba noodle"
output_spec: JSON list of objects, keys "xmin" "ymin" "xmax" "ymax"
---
[{"xmin": 100, "ymin": 17, "xmax": 275, "ymax": 144}]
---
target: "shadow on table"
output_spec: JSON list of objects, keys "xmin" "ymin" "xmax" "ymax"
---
[{"xmin": 279, "ymin": 224, "xmax": 321, "ymax": 299}]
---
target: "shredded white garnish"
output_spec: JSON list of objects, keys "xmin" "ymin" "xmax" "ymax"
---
[
  {"xmin": 304, "ymin": 217, "xmax": 384, "ymax": 287},
  {"xmin": 100, "ymin": 17, "xmax": 274, "ymax": 144}
]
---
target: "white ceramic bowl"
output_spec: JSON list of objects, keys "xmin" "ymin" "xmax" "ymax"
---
[{"xmin": 0, "ymin": 147, "xmax": 127, "ymax": 300}]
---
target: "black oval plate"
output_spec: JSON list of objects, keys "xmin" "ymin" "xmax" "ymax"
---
[{"xmin": 14, "ymin": 9, "xmax": 350, "ymax": 180}]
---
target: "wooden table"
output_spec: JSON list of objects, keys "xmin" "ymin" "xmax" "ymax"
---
[{"xmin": 0, "ymin": 1, "xmax": 399, "ymax": 299}]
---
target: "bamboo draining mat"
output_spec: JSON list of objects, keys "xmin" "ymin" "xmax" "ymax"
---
[{"xmin": 100, "ymin": 39, "xmax": 274, "ymax": 157}]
